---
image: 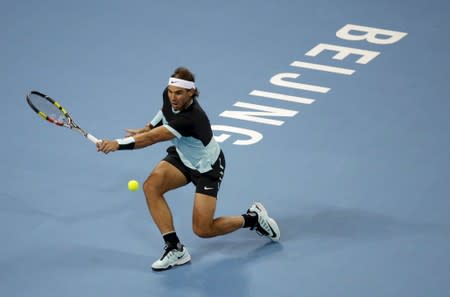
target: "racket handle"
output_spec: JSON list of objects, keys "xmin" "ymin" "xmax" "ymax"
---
[{"xmin": 87, "ymin": 133, "xmax": 100, "ymax": 144}]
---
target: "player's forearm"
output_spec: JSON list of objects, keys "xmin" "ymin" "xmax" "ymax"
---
[
  {"xmin": 133, "ymin": 130, "xmax": 161, "ymax": 148},
  {"xmin": 115, "ymin": 126, "xmax": 174, "ymax": 151}
]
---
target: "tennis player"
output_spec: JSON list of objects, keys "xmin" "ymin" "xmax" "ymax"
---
[{"xmin": 97, "ymin": 67, "xmax": 280, "ymax": 271}]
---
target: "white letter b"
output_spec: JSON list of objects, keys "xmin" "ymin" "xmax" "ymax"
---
[{"xmin": 336, "ymin": 24, "xmax": 407, "ymax": 45}]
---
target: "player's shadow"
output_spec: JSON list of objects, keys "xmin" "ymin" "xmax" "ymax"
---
[
  {"xmin": 157, "ymin": 241, "xmax": 283, "ymax": 297},
  {"xmin": 155, "ymin": 207, "xmax": 450, "ymax": 297},
  {"xmin": 277, "ymin": 207, "xmax": 450, "ymax": 241}
]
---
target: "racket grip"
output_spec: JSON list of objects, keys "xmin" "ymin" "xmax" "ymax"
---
[{"xmin": 87, "ymin": 133, "xmax": 100, "ymax": 144}]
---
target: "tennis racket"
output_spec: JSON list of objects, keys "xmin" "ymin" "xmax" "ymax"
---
[{"xmin": 26, "ymin": 90, "xmax": 100, "ymax": 144}]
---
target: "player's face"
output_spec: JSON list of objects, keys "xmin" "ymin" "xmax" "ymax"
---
[{"xmin": 167, "ymin": 86, "xmax": 194, "ymax": 111}]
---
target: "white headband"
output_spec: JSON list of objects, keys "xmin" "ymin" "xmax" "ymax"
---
[{"xmin": 168, "ymin": 77, "xmax": 196, "ymax": 89}]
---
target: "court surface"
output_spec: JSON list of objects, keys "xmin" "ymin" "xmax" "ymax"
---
[{"xmin": 1, "ymin": 1, "xmax": 450, "ymax": 297}]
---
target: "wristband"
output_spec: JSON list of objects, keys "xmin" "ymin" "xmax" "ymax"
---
[{"xmin": 116, "ymin": 137, "xmax": 135, "ymax": 150}]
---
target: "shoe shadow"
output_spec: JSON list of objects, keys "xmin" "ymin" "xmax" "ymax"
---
[
  {"xmin": 277, "ymin": 207, "xmax": 450, "ymax": 242},
  {"xmin": 157, "ymin": 241, "xmax": 283, "ymax": 297}
]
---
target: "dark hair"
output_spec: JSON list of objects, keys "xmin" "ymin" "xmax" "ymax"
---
[{"xmin": 171, "ymin": 66, "xmax": 200, "ymax": 99}]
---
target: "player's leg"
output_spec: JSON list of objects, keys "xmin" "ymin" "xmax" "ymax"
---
[
  {"xmin": 191, "ymin": 155, "xmax": 280, "ymax": 240},
  {"xmin": 192, "ymin": 193, "xmax": 281, "ymax": 241},
  {"xmin": 192, "ymin": 193, "xmax": 244, "ymax": 237},
  {"xmin": 143, "ymin": 160, "xmax": 188, "ymax": 234},
  {"xmin": 144, "ymin": 160, "xmax": 191, "ymax": 271},
  {"xmin": 189, "ymin": 150, "xmax": 248, "ymax": 237}
]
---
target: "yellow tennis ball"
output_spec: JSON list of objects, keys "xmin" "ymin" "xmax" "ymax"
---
[{"xmin": 128, "ymin": 180, "xmax": 139, "ymax": 192}]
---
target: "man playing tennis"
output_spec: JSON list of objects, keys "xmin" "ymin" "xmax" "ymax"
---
[{"xmin": 97, "ymin": 67, "xmax": 280, "ymax": 271}]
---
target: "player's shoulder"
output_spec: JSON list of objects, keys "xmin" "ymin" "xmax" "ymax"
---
[
  {"xmin": 191, "ymin": 100, "xmax": 211, "ymax": 124},
  {"xmin": 191, "ymin": 99, "xmax": 208, "ymax": 115}
]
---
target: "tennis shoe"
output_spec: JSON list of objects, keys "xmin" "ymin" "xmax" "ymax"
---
[
  {"xmin": 248, "ymin": 202, "xmax": 280, "ymax": 241},
  {"xmin": 151, "ymin": 244, "xmax": 191, "ymax": 271}
]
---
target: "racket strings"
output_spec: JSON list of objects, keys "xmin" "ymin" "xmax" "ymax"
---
[{"xmin": 28, "ymin": 93, "xmax": 69, "ymax": 126}]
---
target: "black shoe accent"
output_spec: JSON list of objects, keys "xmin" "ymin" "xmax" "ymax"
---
[{"xmin": 242, "ymin": 211, "xmax": 258, "ymax": 228}]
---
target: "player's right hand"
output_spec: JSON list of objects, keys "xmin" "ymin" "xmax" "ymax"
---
[{"xmin": 96, "ymin": 140, "xmax": 119, "ymax": 154}]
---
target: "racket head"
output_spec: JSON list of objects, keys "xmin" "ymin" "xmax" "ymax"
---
[{"xmin": 26, "ymin": 91, "xmax": 72, "ymax": 127}]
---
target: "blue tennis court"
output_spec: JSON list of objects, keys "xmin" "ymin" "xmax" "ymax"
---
[{"xmin": 1, "ymin": 1, "xmax": 450, "ymax": 296}]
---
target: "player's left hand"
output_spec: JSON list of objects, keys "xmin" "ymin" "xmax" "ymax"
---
[{"xmin": 96, "ymin": 140, "xmax": 119, "ymax": 154}]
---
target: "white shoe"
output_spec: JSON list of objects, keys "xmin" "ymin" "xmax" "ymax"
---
[
  {"xmin": 151, "ymin": 244, "xmax": 191, "ymax": 271},
  {"xmin": 248, "ymin": 202, "xmax": 281, "ymax": 241}
]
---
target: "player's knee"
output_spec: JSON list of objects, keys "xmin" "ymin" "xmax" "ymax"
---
[
  {"xmin": 142, "ymin": 177, "xmax": 154, "ymax": 195},
  {"xmin": 143, "ymin": 172, "xmax": 164, "ymax": 196},
  {"xmin": 192, "ymin": 224, "xmax": 214, "ymax": 238}
]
